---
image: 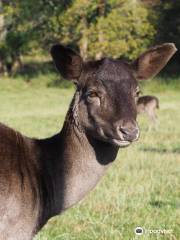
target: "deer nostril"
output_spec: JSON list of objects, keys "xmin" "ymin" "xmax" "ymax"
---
[
  {"xmin": 120, "ymin": 126, "xmax": 139, "ymax": 142},
  {"xmin": 120, "ymin": 127, "xmax": 129, "ymax": 135}
]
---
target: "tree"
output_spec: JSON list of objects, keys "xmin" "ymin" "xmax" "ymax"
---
[
  {"xmin": 0, "ymin": 0, "xmax": 72, "ymax": 75},
  {"xmin": 60, "ymin": 0, "xmax": 156, "ymax": 60},
  {"xmin": 88, "ymin": 0, "xmax": 156, "ymax": 60},
  {"xmin": 0, "ymin": 1, "xmax": 31, "ymax": 75},
  {"xmin": 0, "ymin": 0, "xmax": 158, "ymax": 75},
  {"xmin": 59, "ymin": 0, "xmax": 98, "ymax": 59}
]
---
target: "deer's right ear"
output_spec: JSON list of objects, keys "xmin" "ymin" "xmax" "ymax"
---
[{"xmin": 51, "ymin": 44, "xmax": 82, "ymax": 81}]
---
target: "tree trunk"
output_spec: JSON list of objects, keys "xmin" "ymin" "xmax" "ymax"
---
[
  {"xmin": 0, "ymin": 2, "xmax": 6, "ymax": 41},
  {"xmin": 95, "ymin": 0, "xmax": 106, "ymax": 60},
  {"xmin": 0, "ymin": 59, "xmax": 5, "ymax": 75},
  {"xmin": 80, "ymin": 16, "xmax": 88, "ymax": 60},
  {"xmin": 11, "ymin": 55, "xmax": 23, "ymax": 75}
]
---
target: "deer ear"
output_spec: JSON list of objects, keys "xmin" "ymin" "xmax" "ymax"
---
[
  {"xmin": 51, "ymin": 44, "xmax": 82, "ymax": 80},
  {"xmin": 131, "ymin": 43, "xmax": 177, "ymax": 80}
]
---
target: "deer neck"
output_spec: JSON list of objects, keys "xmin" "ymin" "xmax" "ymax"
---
[
  {"xmin": 37, "ymin": 92, "xmax": 119, "ymax": 227},
  {"xmin": 59, "ymin": 121, "xmax": 118, "ymax": 211}
]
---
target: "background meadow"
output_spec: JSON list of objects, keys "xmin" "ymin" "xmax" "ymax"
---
[{"xmin": 0, "ymin": 76, "xmax": 179, "ymax": 240}]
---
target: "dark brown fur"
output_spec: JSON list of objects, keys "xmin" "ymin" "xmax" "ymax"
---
[{"xmin": 0, "ymin": 43, "xmax": 176, "ymax": 239}]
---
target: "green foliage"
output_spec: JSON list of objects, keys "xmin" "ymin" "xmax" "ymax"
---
[
  {"xmin": 0, "ymin": 1, "xmax": 70, "ymax": 70},
  {"xmin": 0, "ymin": 0, "xmax": 178, "ymax": 78},
  {"xmin": 0, "ymin": 1, "xmax": 32, "ymax": 74},
  {"xmin": 1, "ymin": 0, "xmax": 157, "ymax": 62},
  {"xmin": 88, "ymin": 1, "xmax": 156, "ymax": 59},
  {"xmin": 60, "ymin": 0, "xmax": 156, "ymax": 60}
]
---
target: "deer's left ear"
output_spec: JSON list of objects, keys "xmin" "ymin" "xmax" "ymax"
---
[{"xmin": 131, "ymin": 43, "xmax": 177, "ymax": 80}]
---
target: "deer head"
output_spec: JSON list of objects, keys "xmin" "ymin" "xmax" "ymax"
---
[{"xmin": 51, "ymin": 43, "xmax": 177, "ymax": 147}]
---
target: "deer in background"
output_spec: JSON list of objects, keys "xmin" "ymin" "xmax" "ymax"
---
[
  {"xmin": 0, "ymin": 43, "xmax": 176, "ymax": 240},
  {"xmin": 137, "ymin": 95, "xmax": 159, "ymax": 127}
]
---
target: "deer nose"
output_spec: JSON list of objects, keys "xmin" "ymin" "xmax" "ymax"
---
[
  {"xmin": 120, "ymin": 126, "xmax": 139, "ymax": 142},
  {"xmin": 116, "ymin": 121, "xmax": 139, "ymax": 142}
]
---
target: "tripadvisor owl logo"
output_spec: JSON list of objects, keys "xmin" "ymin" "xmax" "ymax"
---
[{"xmin": 135, "ymin": 226, "xmax": 144, "ymax": 235}]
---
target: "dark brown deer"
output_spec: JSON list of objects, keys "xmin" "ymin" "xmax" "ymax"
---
[
  {"xmin": 137, "ymin": 95, "xmax": 159, "ymax": 125},
  {"xmin": 0, "ymin": 43, "xmax": 176, "ymax": 240}
]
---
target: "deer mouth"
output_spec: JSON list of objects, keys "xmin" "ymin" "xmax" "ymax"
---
[
  {"xmin": 95, "ymin": 127, "xmax": 132, "ymax": 147},
  {"xmin": 111, "ymin": 139, "xmax": 131, "ymax": 147}
]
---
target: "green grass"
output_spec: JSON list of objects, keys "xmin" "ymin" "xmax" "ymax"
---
[{"xmin": 0, "ymin": 77, "xmax": 179, "ymax": 240}]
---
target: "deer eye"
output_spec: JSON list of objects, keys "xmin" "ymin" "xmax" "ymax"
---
[
  {"xmin": 86, "ymin": 91, "xmax": 99, "ymax": 98},
  {"xmin": 86, "ymin": 90, "xmax": 101, "ymax": 105}
]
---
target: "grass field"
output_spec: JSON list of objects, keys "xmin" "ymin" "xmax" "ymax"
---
[{"xmin": 0, "ymin": 78, "xmax": 179, "ymax": 240}]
